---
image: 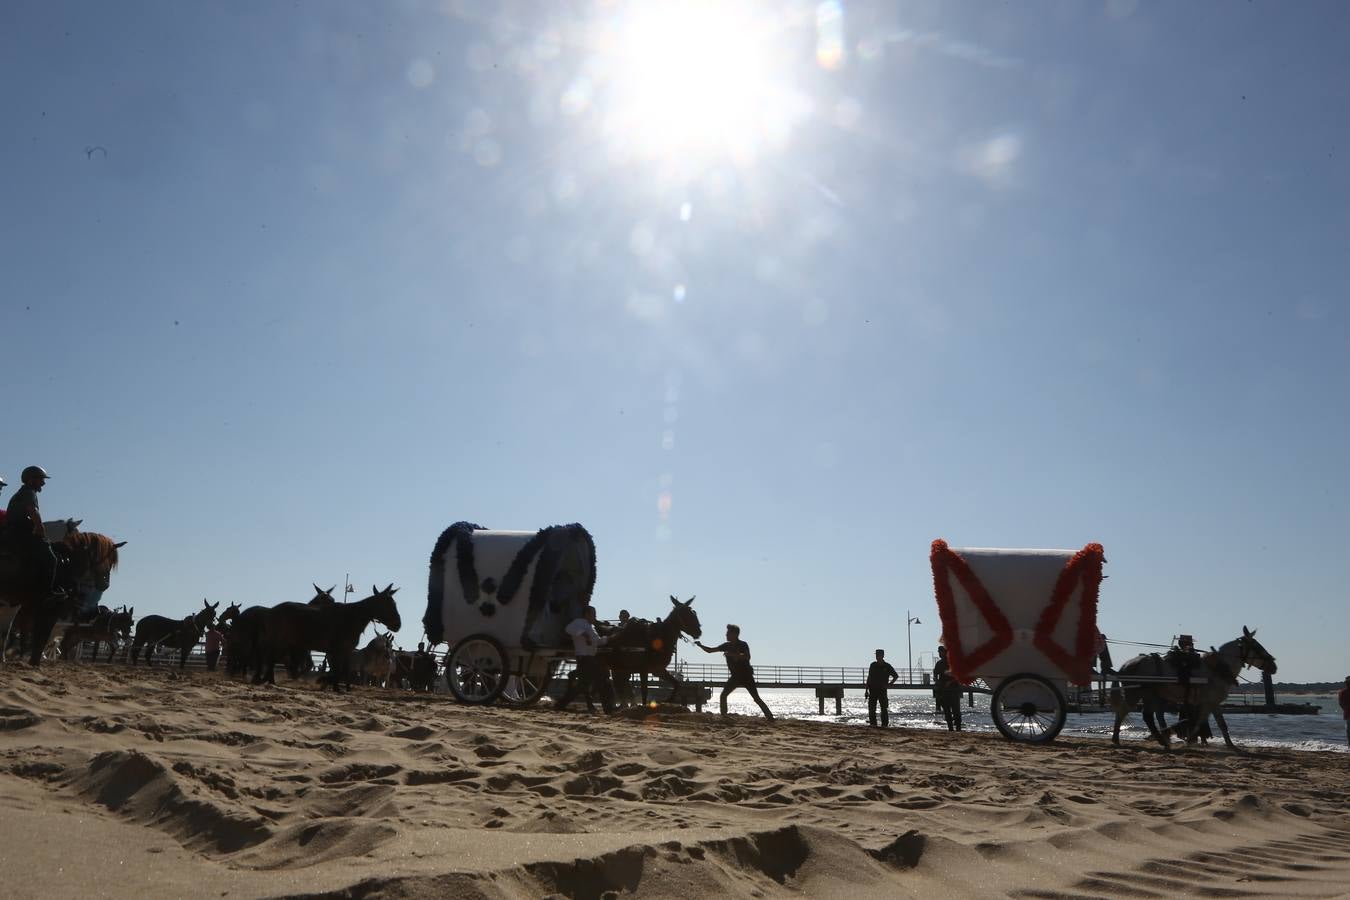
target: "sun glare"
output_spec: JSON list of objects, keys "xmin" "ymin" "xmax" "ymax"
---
[{"xmin": 591, "ymin": 2, "xmax": 807, "ymax": 167}]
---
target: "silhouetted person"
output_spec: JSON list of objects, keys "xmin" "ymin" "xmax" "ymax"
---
[
  {"xmin": 1338, "ymin": 676, "xmax": 1349, "ymax": 748},
  {"xmin": 1096, "ymin": 630, "xmax": 1115, "ymax": 676},
  {"xmin": 865, "ymin": 649, "xmax": 898, "ymax": 727},
  {"xmin": 4, "ymin": 466, "xmax": 58, "ymax": 599},
  {"xmin": 203, "ymin": 626, "xmax": 223, "ymax": 671},
  {"xmin": 695, "ymin": 624, "xmax": 773, "ymax": 721},
  {"xmin": 932, "ymin": 646, "xmax": 962, "ymax": 731},
  {"xmin": 596, "ymin": 608, "xmax": 631, "ymax": 638},
  {"xmin": 555, "ymin": 605, "xmax": 614, "ymax": 713},
  {"xmin": 1168, "ymin": 634, "xmax": 1206, "ymax": 741}
]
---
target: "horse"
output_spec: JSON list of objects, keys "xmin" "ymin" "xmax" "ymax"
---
[
  {"xmin": 227, "ymin": 585, "xmax": 335, "ymax": 678},
  {"xmin": 253, "ymin": 584, "xmax": 401, "ymax": 691},
  {"xmin": 601, "ymin": 596, "xmax": 701, "ymax": 705},
  {"xmin": 130, "ymin": 599, "xmax": 219, "ymax": 668},
  {"xmin": 1111, "ymin": 627, "xmax": 1277, "ymax": 750},
  {"xmin": 0, "ymin": 522, "xmax": 125, "ymax": 665},
  {"xmin": 355, "ymin": 631, "xmax": 396, "ymax": 687},
  {"xmin": 217, "ymin": 602, "xmax": 241, "ymax": 629},
  {"xmin": 60, "ymin": 604, "xmax": 135, "ymax": 662}
]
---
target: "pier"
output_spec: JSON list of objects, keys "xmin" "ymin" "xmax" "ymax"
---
[{"xmin": 669, "ymin": 663, "xmax": 988, "ymax": 714}]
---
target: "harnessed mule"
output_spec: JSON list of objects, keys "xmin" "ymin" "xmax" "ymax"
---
[{"xmin": 1111, "ymin": 627, "xmax": 1276, "ymax": 750}]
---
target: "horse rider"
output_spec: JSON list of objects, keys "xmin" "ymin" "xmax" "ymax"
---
[
  {"xmin": 596, "ymin": 608, "xmax": 632, "ymax": 639},
  {"xmin": 3, "ymin": 466, "xmax": 59, "ymax": 598},
  {"xmin": 1166, "ymin": 634, "xmax": 1208, "ymax": 742},
  {"xmin": 1167, "ymin": 634, "xmax": 1202, "ymax": 694}
]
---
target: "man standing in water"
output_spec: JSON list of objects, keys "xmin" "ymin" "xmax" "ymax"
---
[
  {"xmin": 695, "ymin": 624, "xmax": 774, "ymax": 722},
  {"xmin": 865, "ymin": 649, "xmax": 898, "ymax": 727},
  {"xmin": 1339, "ymin": 676, "xmax": 1349, "ymax": 748}
]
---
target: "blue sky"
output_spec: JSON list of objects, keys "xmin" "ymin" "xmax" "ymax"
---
[{"xmin": 4, "ymin": 1, "xmax": 1347, "ymax": 681}]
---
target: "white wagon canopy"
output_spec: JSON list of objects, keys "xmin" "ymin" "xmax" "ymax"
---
[{"xmin": 930, "ymin": 539, "xmax": 1106, "ymax": 743}]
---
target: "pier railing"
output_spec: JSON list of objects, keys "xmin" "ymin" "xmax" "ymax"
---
[{"xmin": 670, "ymin": 662, "xmax": 940, "ymax": 688}]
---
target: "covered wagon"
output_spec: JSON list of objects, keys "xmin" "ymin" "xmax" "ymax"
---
[
  {"xmin": 423, "ymin": 522, "xmax": 596, "ymax": 706},
  {"xmin": 930, "ymin": 540, "xmax": 1105, "ymax": 743}
]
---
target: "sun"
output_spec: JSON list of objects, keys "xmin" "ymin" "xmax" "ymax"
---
[{"xmin": 589, "ymin": 2, "xmax": 808, "ymax": 167}]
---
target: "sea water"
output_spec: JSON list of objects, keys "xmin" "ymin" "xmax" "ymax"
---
[{"xmin": 720, "ymin": 688, "xmax": 1349, "ymax": 753}]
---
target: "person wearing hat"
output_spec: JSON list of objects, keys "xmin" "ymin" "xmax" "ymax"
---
[
  {"xmin": 1166, "ymin": 634, "xmax": 1208, "ymax": 743},
  {"xmin": 4, "ymin": 466, "xmax": 57, "ymax": 596}
]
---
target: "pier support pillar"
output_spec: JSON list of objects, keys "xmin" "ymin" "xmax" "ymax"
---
[
  {"xmin": 815, "ymin": 685, "xmax": 844, "ymax": 715},
  {"xmin": 1262, "ymin": 671, "xmax": 1275, "ymax": 711}
]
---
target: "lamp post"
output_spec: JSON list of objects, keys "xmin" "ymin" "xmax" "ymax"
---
[{"xmin": 906, "ymin": 611, "xmax": 921, "ymax": 684}]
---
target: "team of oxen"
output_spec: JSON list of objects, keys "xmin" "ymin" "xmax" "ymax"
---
[{"xmin": 47, "ymin": 583, "xmax": 436, "ymax": 692}]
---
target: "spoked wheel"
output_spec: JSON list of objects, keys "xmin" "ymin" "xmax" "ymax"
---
[
  {"xmin": 991, "ymin": 673, "xmax": 1067, "ymax": 744},
  {"xmin": 499, "ymin": 657, "xmax": 559, "ymax": 708},
  {"xmin": 445, "ymin": 635, "xmax": 507, "ymax": 705}
]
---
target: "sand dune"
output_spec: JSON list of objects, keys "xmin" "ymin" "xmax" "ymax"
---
[{"xmin": 2, "ymin": 664, "xmax": 1348, "ymax": 898}]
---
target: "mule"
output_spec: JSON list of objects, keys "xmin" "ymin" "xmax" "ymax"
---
[
  {"xmin": 254, "ymin": 584, "xmax": 401, "ymax": 691},
  {"xmin": 60, "ymin": 604, "xmax": 135, "ymax": 662},
  {"xmin": 0, "ymin": 523, "xmax": 124, "ymax": 665},
  {"xmin": 355, "ymin": 632, "xmax": 396, "ymax": 687},
  {"xmin": 602, "ymin": 596, "xmax": 701, "ymax": 705},
  {"xmin": 130, "ymin": 599, "xmax": 219, "ymax": 668},
  {"xmin": 227, "ymin": 585, "xmax": 335, "ymax": 678},
  {"xmin": 1111, "ymin": 627, "xmax": 1276, "ymax": 750}
]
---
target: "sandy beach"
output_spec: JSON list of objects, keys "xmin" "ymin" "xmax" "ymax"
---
[{"xmin": 2, "ymin": 664, "xmax": 1348, "ymax": 899}]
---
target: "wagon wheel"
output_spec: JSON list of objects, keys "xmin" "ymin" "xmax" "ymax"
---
[
  {"xmin": 445, "ymin": 635, "xmax": 507, "ymax": 705},
  {"xmin": 499, "ymin": 657, "xmax": 559, "ymax": 708},
  {"xmin": 991, "ymin": 673, "xmax": 1067, "ymax": 744}
]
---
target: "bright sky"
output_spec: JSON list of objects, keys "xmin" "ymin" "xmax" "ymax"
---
[{"xmin": 4, "ymin": 1, "xmax": 1347, "ymax": 682}]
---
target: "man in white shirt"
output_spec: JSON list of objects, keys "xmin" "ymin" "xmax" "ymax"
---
[{"xmin": 555, "ymin": 605, "xmax": 614, "ymax": 713}]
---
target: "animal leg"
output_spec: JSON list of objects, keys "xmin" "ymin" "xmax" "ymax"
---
[
  {"xmin": 659, "ymin": 668, "xmax": 681, "ymax": 703},
  {"xmin": 1145, "ymin": 707, "xmax": 1165, "ymax": 742},
  {"xmin": 1212, "ymin": 709, "xmax": 1237, "ymax": 751},
  {"xmin": 27, "ymin": 607, "xmax": 58, "ymax": 666},
  {"xmin": 1149, "ymin": 699, "xmax": 1171, "ymax": 749}
]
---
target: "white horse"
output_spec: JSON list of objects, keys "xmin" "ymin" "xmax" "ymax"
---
[{"xmin": 1110, "ymin": 626, "xmax": 1277, "ymax": 750}]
